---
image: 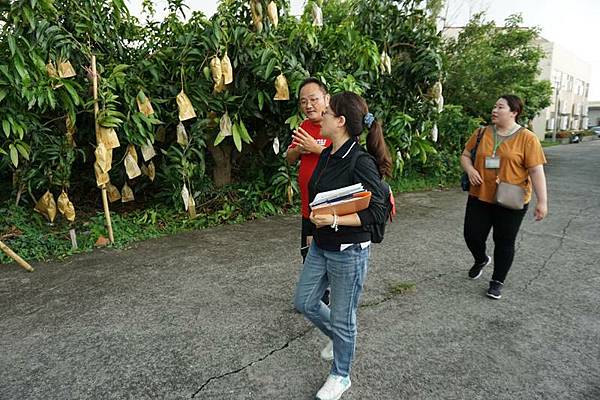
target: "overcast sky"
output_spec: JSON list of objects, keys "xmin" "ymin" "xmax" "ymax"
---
[{"xmin": 126, "ymin": 0, "xmax": 600, "ymax": 100}]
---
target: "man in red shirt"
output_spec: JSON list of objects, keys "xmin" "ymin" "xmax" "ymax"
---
[{"xmin": 287, "ymin": 78, "xmax": 331, "ymax": 302}]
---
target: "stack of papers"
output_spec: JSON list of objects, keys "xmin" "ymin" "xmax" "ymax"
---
[
  {"xmin": 310, "ymin": 183, "xmax": 364, "ymax": 207},
  {"xmin": 310, "ymin": 183, "xmax": 371, "ymax": 216}
]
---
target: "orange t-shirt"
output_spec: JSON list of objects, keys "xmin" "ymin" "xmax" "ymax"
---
[{"xmin": 464, "ymin": 126, "xmax": 546, "ymax": 204}]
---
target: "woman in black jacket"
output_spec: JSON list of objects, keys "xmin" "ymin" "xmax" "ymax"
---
[{"xmin": 293, "ymin": 92, "xmax": 392, "ymax": 400}]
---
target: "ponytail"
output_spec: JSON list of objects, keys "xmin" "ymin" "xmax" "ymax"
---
[
  {"xmin": 366, "ymin": 120, "xmax": 392, "ymax": 178},
  {"xmin": 330, "ymin": 91, "xmax": 393, "ymax": 178}
]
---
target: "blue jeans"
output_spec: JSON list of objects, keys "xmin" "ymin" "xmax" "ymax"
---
[{"xmin": 294, "ymin": 242, "xmax": 370, "ymax": 377}]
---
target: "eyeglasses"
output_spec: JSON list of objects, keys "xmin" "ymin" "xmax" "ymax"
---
[{"xmin": 299, "ymin": 97, "xmax": 324, "ymax": 107}]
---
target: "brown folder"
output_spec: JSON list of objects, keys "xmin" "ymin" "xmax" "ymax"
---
[{"xmin": 311, "ymin": 191, "xmax": 371, "ymax": 216}]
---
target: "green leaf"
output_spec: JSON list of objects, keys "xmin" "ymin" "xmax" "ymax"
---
[
  {"xmin": 0, "ymin": 89, "xmax": 7, "ymax": 103},
  {"xmin": 264, "ymin": 58, "xmax": 276, "ymax": 80},
  {"xmin": 8, "ymin": 36, "xmax": 16, "ymax": 57},
  {"xmin": 23, "ymin": 6, "xmax": 35, "ymax": 29},
  {"xmin": 213, "ymin": 132, "xmax": 226, "ymax": 146},
  {"xmin": 257, "ymin": 91, "xmax": 264, "ymax": 111},
  {"xmin": 137, "ymin": 89, "xmax": 147, "ymax": 103},
  {"xmin": 260, "ymin": 49, "xmax": 270, "ymax": 65},
  {"xmin": 2, "ymin": 120, "xmax": 10, "ymax": 138},
  {"xmin": 232, "ymin": 123, "xmax": 242, "ymax": 152},
  {"xmin": 14, "ymin": 58, "xmax": 29, "ymax": 80},
  {"xmin": 15, "ymin": 143, "xmax": 29, "ymax": 160},
  {"xmin": 47, "ymin": 88, "xmax": 56, "ymax": 109},
  {"xmin": 9, "ymin": 144, "xmax": 18, "ymax": 167},
  {"xmin": 62, "ymin": 81, "xmax": 80, "ymax": 106},
  {"xmin": 15, "ymin": 124, "xmax": 24, "ymax": 140},
  {"xmin": 238, "ymin": 119, "xmax": 252, "ymax": 144}
]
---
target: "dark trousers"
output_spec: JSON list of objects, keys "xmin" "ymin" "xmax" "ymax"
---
[{"xmin": 463, "ymin": 196, "xmax": 528, "ymax": 283}]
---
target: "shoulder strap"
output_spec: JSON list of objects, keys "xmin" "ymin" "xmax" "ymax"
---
[
  {"xmin": 471, "ymin": 127, "xmax": 485, "ymax": 159},
  {"xmin": 348, "ymin": 148, "xmax": 372, "ymax": 182}
]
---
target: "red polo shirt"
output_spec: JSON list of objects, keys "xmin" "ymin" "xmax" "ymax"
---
[{"xmin": 288, "ymin": 119, "xmax": 331, "ymax": 218}]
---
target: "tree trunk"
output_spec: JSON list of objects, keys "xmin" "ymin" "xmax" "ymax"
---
[{"xmin": 208, "ymin": 143, "xmax": 233, "ymax": 187}]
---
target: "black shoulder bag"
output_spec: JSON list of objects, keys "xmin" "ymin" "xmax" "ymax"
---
[{"xmin": 461, "ymin": 127, "xmax": 485, "ymax": 191}]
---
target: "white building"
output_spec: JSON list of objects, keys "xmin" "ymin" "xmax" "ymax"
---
[
  {"xmin": 531, "ymin": 38, "xmax": 592, "ymax": 139},
  {"xmin": 443, "ymin": 28, "xmax": 592, "ymax": 140},
  {"xmin": 587, "ymin": 101, "xmax": 600, "ymax": 127}
]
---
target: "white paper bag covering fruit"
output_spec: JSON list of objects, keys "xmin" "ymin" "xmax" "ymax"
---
[
  {"xmin": 177, "ymin": 122, "xmax": 189, "ymax": 146},
  {"xmin": 136, "ymin": 89, "xmax": 154, "ymax": 116},
  {"xmin": 220, "ymin": 112, "xmax": 232, "ymax": 136},
  {"xmin": 106, "ymin": 183, "xmax": 121, "ymax": 202},
  {"xmin": 210, "ymin": 56, "xmax": 222, "ymax": 85},
  {"xmin": 312, "ymin": 3, "xmax": 323, "ymax": 27},
  {"xmin": 221, "ymin": 52, "xmax": 233, "ymax": 85},
  {"xmin": 147, "ymin": 161, "xmax": 156, "ymax": 182},
  {"xmin": 94, "ymin": 162, "xmax": 110, "ymax": 187},
  {"xmin": 181, "ymin": 184, "xmax": 190, "ymax": 211},
  {"xmin": 177, "ymin": 90, "xmax": 197, "ymax": 121},
  {"xmin": 267, "ymin": 1, "xmax": 278, "ymax": 28},
  {"xmin": 34, "ymin": 190, "xmax": 57, "ymax": 223},
  {"xmin": 124, "ymin": 153, "xmax": 141, "ymax": 179},
  {"xmin": 121, "ymin": 182, "xmax": 134, "ymax": 202},
  {"xmin": 57, "ymin": 190, "xmax": 76, "ymax": 222},
  {"xmin": 46, "ymin": 62, "xmax": 59, "ymax": 78},
  {"xmin": 127, "ymin": 144, "xmax": 138, "ymax": 163},
  {"xmin": 141, "ymin": 139, "xmax": 156, "ymax": 161},
  {"xmin": 99, "ymin": 126, "xmax": 120, "ymax": 149},
  {"xmin": 188, "ymin": 193, "xmax": 196, "ymax": 218},
  {"xmin": 380, "ymin": 51, "xmax": 392, "ymax": 74},
  {"xmin": 273, "ymin": 73, "xmax": 289, "ymax": 100},
  {"xmin": 58, "ymin": 60, "xmax": 76, "ymax": 78},
  {"xmin": 95, "ymin": 142, "xmax": 112, "ymax": 173}
]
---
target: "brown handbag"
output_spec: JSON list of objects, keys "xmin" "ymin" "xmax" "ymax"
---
[{"xmin": 495, "ymin": 181, "xmax": 525, "ymax": 210}]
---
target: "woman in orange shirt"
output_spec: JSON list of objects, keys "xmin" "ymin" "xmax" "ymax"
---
[{"xmin": 460, "ymin": 95, "xmax": 548, "ymax": 299}]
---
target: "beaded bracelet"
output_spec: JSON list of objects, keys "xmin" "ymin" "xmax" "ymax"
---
[{"xmin": 331, "ymin": 214, "xmax": 339, "ymax": 232}]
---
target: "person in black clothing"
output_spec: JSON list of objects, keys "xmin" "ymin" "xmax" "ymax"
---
[{"xmin": 293, "ymin": 92, "xmax": 392, "ymax": 400}]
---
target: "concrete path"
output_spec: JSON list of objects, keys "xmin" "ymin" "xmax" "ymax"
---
[{"xmin": 1, "ymin": 141, "xmax": 599, "ymax": 400}]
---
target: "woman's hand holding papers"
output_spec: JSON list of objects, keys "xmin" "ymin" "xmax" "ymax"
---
[{"xmin": 310, "ymin": 211, "xmax": 362, "ymax": 229}]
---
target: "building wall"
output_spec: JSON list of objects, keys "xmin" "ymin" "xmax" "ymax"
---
[
  {"xmin": 531, "ymin": 39, "xmax": 592, "ymax": 139},
  {"xmin": 443, "ymin": 31, "xmax": 592, "ymax": 140},
  {"xmin": 587, "ymin": 101, "xmax": 600, "ymax": 127}
]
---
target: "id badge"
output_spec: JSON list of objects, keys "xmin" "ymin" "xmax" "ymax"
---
[{"xmin": 485, "ymin": 156, "xmax": 500, "ymax": 169}]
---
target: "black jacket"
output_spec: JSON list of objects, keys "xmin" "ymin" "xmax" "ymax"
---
[{"xmin": 308, "ymin": 137, "xmax": 388, "ymax": 250}]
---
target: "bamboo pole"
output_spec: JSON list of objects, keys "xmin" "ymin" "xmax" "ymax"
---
[
  {"xmin": 0, "ymin": 241, "xmax": 34, "ymax": 272},
  {"xmin": 92, "ymin": 55, "xmax": 115, "ymax": 244}
]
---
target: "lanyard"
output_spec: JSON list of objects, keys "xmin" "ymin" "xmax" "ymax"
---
[{"xmin": 492, "ymin": 124, "xmax": 520, "ymax": 156}]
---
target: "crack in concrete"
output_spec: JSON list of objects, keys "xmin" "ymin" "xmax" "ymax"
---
[
  {"xmin": 519, "ymin": 229, "xmax": 599, "ymax": 247},
  {"xmin": 522, "ymin": 206, "xmax": 593, "ymax": 291},
  {"xmin": 361, "ymin": 269, "xmax": 465, "ymax": 308},
  {"xmin": 190, "ymin": 327, "xmax": 313, "ymax": 398}
]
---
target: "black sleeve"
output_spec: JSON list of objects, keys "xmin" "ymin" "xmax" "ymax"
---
[{"xmin": 353, "ymin": 154, "xmax": 387, "ymax": 226}]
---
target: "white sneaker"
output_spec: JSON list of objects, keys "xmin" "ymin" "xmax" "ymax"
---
[
  {"xmin": 320, "ymin": 339, "xmax": 333, "ymax": 361},
  {"xmin": 316, "ymin": 374, "xmax": 351, "ymax": 400}
]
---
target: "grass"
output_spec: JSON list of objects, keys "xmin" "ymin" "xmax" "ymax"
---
[
  {"xmin": 388, "ymin": 281, "xmax": 417, "ymax": 295},
  {"xmin": 0, "ymin": 171, "xmax": 462, "ymax": 266},
  {"xmin": 541, "ymin": 140, "xmax": 561, "ymax": 148}
]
